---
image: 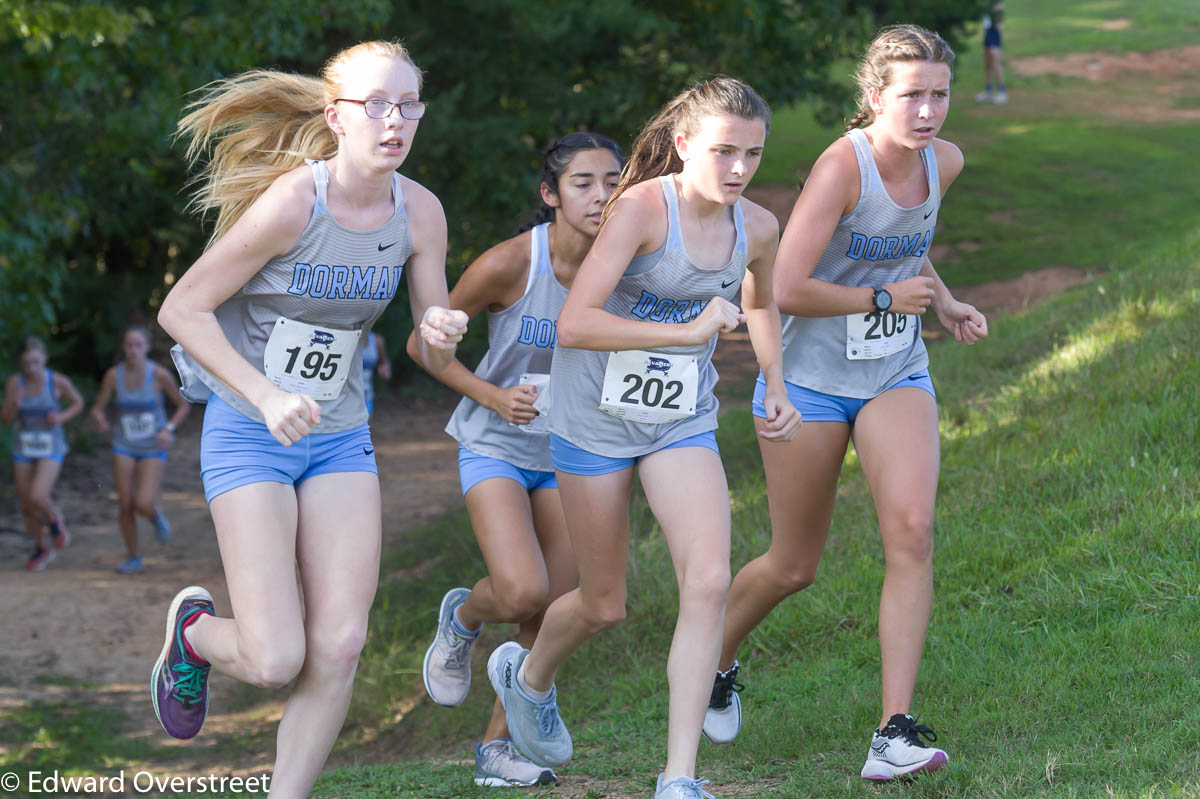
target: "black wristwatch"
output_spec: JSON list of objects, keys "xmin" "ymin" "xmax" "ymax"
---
[{"xmin": 872, "ymin": 287, "xmax": 893, "ymax": 313}]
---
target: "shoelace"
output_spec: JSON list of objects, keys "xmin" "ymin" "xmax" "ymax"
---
[
  {"xmin": 171, "ymin": 660, "xmax": 209, "ymax": 706},
  {"xmin": 709, "ymin": 666, "xmax": 743, "ymax": 710},
  {"xmin": 881, "ymin": 715, "xmax": 939, "ymax": 747},
  {"xmin": 442, "ymin": 630, "xmax": 474, "ymax": 670},
  {"xmin": 535, "ymin": 699, "xmax": 561, "ymax": 736},
  {"xmin": 665, "ymin": 776, "xmax": 715, "ymax": 799}
]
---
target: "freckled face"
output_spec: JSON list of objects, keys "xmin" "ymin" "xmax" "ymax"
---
[{"xmin": 676, "ymin": 114, "xmax": 766, "ymax": 205}]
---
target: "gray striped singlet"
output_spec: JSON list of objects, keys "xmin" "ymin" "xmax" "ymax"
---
[
  {"xmin": 779, "ymin": 128, "xmax": 939, "ymax": 398},
  {"xmin": 14, "ymin": 370, "xmax": 68, "ymax": 459},
  {"xmin": 446, "ymin": 223, "xmax": 568, "ymax": 472},
  {"xmin": 549, "ymin": 175, "xmax": 747, "ymax": 458},
  {"xmin": 112, "ymin": 362, "xmax": 169, "ymax": 455},
  {"xmin": 173, "ymin": 160, "xmax": 413, "ymax": 433}
]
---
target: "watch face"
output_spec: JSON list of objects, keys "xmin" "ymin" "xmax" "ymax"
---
[{"xmin": 876, "ymin": 290, "xmax": 892, "ymax": 312}]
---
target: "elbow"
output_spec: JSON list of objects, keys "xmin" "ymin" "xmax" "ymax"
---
[
  {"xmin": 404, "ymin": 333, "xmax": 427, "ymax": 371},
  {"xmin": 556, "ymin": 311, "xmax": 584, "ymax": 349},
  {"xmin": 157, "ymin": 298, "xmax": 182, "ymax": 340}
]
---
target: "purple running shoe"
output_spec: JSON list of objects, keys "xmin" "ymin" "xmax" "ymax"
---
[{"xmin": 151, "ymin": 586, "xmax": 214, "ymax": 739}]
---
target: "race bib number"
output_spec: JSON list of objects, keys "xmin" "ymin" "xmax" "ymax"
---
[
  {"xmin": 845, "ymin": 312, "xmax": 916, "ymax": 360},
  {"xmin": 120, "ymin": 412, "xmax": 157, "ymax": 441},
  {"xmin": 262, "ymin": 318, "xmax": 361, "ymax": 401},
  {"xmin": 599, "ymin": 350, "xmax": 698, "ymax": 424},
  {"xmin": 512, "ymin": 373, "xmax": 551, "ymax": 434},
  {"xmin": 19, "ymin": 431, "xmax": 53, "ymax": 458}
]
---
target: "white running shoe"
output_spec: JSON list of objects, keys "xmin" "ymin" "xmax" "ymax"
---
[
  {"xmin": 701, "ymin": 661, "xmax": 743, "ymax": 744},
  {"xmin": 655, "ymin": 773, "xmax": 716, "ymax": 798},
  {"xmin": 860, "ymin": 713, "xmax": 949, "ymax": 780},
  {"xmin": 487, "ymin": 641, "xmax": 572, "ymax": 767},
  {"xmin": 474, "ymin": 737, "xmax": 557, "ymax": 787},
  {"xmin": 422, "ymin": 587, "xmax": 477, "ymax": 706},
  {"xmin": 974, "ymin": 90, "xmax": 994, "ymax": 103},
  {"xmin": 993, "ymin": 89, "xmax": 1008, "ymax": 104}
]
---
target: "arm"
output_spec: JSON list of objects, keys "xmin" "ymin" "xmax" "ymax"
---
[
  {"xmin": 401, "ymin": 178, "xmax": 468, "ymax": 374},
  {"xmin": 774, "ymin": 140, "xmax": 936, "ymax": 318},
  {"xmin": 406, "ymin": 233, "xmax": 540, "ymax": 424},
  {"xmin": 158, "ymin": 167, "xmax": 320, "ymax": 446},
  {"xmin": 373, "ymin": 333, "xmax": 392, "ymax": 381},
  {"xmin": 1, "ymin": 375, "xmax": 20, "ymax": 426},
  {"xmin": 89, "ymin": 368, "xmax": 117, "ymax": 432},
  {"xmin": 154, "ymin": 364, "xmax": 192, "ymax": 449},
  {"xmin": 740, "ymin": 204, "xmax": 802, "ymax": 442},
  {"xmin": 923, "ymin": 139, "xmax": 986, "ymax": 344},
  {"xmin": 558, "ymin": 184, "xmax": 745, "ymax": 351},
  {"xmin": 49, "ymin": 374, "xmax": 84, "ymax": 426}
]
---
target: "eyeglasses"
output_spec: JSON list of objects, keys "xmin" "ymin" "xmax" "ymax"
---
[{"xmin": 335, "ymin": 98, "xmax": 427, "ymax": 120}]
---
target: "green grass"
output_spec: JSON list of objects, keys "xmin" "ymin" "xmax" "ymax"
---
[
  {"xmin": 327, "ymin": 225, "xmax": 1200, "ymax": 797},
  {"xmin": 1003, "ymin": 0, "xmax": 1200, "ymax": 57}
]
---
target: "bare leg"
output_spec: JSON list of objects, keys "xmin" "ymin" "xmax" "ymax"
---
[
  {"xmin": 113, "ymin": 454, "xmax": 139, "ymax": 558},
  {"xmin": 720, "ymin": 420, "xmax": 849, "ymax": 668},
  {"xmin": 270, "ymin": 471, "xmax": 382, "ymax": 798},
  {"xmin": 133, "ymin": 456, "xmax": 166, "ymax": 522},
  {"xmin": 852, "ymin": 388, "xmax": 940, "ymax": 728},
  {"xmin": 13, "ymin": 461, "xmax": 48, "ymax": 549},
  {"xmin": 637, "ymin": 446, "xmax": 733, "ymax": 781}
]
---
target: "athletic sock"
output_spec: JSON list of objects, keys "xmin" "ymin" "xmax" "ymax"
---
[
  {"xmin": 517, "ymin": 660, "xmax": 552, "ymax": 702},
  {"xmin": 180, "ymin": 609, "xmax": 213, "ymax": 666},
  {"xmin": 451, "ymin": 607, "xmax": 480, "ymax": 637}
]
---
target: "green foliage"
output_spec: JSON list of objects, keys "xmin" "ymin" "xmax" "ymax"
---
[{"xmin": 0, "ymin": 0, "xmax": 984, "ymax": 379}]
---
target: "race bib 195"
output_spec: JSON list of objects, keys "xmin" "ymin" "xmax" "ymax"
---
[
  {"xmin": 262, "ymin": 318, "xmax": 361, "ymax": 401},
  {"xmin": 599, "ymin": 350, "xmax": 698, "ymax": 424},
  {"xmin": 845, "ymin": 312, "xmax": 916, "ymax": 360}
]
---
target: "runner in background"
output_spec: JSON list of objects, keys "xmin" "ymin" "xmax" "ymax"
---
[
  {"xmin": 975, "ymin": 2, "xmax": 1007, "ymax": 104},
  {"xmin": 90, "ymin": 325, "xmax": 191, "ymax": 574},
  {"xmin": 412, "ymin": 132, "xmax": 623, "ymax": 788},
  {"xmin": 361, "ymin": 330, "xmax": 391, "ymax": 416},
  {"xmin": 2, "ymin": 336, "xmax": 84, "ymax": 571}
]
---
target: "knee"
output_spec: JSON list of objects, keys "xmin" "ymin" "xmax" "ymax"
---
[
  {"xmin": 578, "ymin": 592, "xmax": 626, "ymax": 632},
  {"xmin": 117, "ymin": 497, "xmax": 136, "ymax": 516},
  {"xmin": 765, "ymin": 552, "xmax": 818, "ymax": 594},
  {"xmin": 305, "ymin": 623, "xmax": 368, "ymax": 679},
  {"xmin": 243, "ymin": 639, "xmax": 306, "ymax": 689},
  {"xmin": 133, "ymin": 499, "xmax": 157, "ymax": 518},
  {"xmin": 492, "ymin": 579, "xmax": 550, "ymax": 623},
  {"xmin": 884, "ymin": 510, "xmax": 935, "ymax": 564},
  {"xmin": 679, "ymin": 564, "xmax": 731, "ymax": 608}
]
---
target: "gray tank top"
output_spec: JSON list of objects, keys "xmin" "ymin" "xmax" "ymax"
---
[
  {"xmin": 548, "ymin": 175, "xmax": 746, "ymax": 458},
  {"xmin": 14, "ymin": 370, "xmax": 68, "ymax": 459},
  {"xmin": 112, "ymin": 362, "xmax": 169, "ymax": 454},
  {"xmin": 779, "ymin": 128, "xmax": 937, "ymax": 398},
  {"xmin": 445, "ymin": 223, "xmax": 567, "ymax": 472},
  {"xmin": 172, "ymin": 160, "xmax": 412, "ymax": 433}
]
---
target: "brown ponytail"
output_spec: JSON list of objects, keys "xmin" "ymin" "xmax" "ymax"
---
[{"xmin": 847, "ymin": 24, "xmax": 955, "ymax": 132}]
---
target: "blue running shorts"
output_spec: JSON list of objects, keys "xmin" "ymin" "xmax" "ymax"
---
[
  {"xmin": 457, "ymin": 446, "xmax": 558, "ymax": 496},
  {"xmin": 113, "ymin": 445, "xmax": 168, "ymax": 462},
  {"xmin": 752, "ymin": 371, "xmax": 936, "ymax": 427},
  {"xmin": 200, "ymin": 394, "xmax": 377, "ymax": 502},
  {"xmin": 550, "ymin": 430, "xmax": 720, "ymax": 476}
]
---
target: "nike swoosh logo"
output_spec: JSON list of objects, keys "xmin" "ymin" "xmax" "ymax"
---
[
  {"xmin": 721, "ymin": 279, "xmax": 738, "ymax": 289},
  {"xmin": 923, "ymin": 209, "xmax": 935, "ymax": 219},
  {"xmin": 362, "ymin": 446, "xmax": 374, "ymax": 455},
  {"xmin": 378, "ymin": 242, "xmax": 397, "ymax": 251}
]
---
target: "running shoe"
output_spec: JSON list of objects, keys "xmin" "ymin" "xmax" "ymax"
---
[
  {"xmin": 474, "ymin": 737, "xmax": 557, "ymax": 787},
  {"xmin": 151, "ymin": 586, "xmax": 214, "ymax": 739},
  {"xmin": 422, "ymin": 587, "xmax": 477, "ymax": 706},
  {"xmin": 48, "ymin": 515, "xmax": 70, "ymax": 550},
  {"xmin": 25, "ymin": 546, "xmax": 55, "ymax": 571},
  {"xmin": 115, "ymin": 556, "xmax": 145, "ymax": 575},
  {"xmin": 655, "ymin": 773, "xmax": 716, "ymax": 798},
  {"xmin": 487, "ymin": 641, "xmax": 572, "ymax": 767},
  {"xmin": 974, "ymin": 90, "xmax": 994, "ymax": 103},
  {"xmin": 153, "ymin": 507, "xmax": 172, "ymax": 544},
  {"xmin": 860, "ymin": 713, "xmax": 948, "ymax": 780},
  {"xmin": 701, "ymin": 660, "xmax": 743, "ymax": 744},
  {"xmin": 993, "ymin": 89, "xmax": 1008, "ymax": 104}
]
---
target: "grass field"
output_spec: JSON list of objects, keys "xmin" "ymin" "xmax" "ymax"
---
[{"xmin": 317, "ymin": 3, "xmax": 1200, "ymax": 797}]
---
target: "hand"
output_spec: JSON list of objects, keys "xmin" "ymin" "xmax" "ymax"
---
[
  {"xmin": 419, "ymin": 306, "xmax": 469, "ymax": 351},
  {"xmin": 936, "ymin": 300, "xmax": 988, "ymax": 345},
  {"xmin": 91, "ymin": 408, "xmax": 110, "ymax": 433},
  {"xmin": 154, "ymin": 428, "xmax": 173, "ymax": 450},
  {"xmin": 758, "ymin": 391, "xmax": 803, "ymax": 442},
  {"xmin": 258, "ymin": 389, "xmax": 322, "ymax": 446},
  {"xmin": 490, "ymin": 384, "xmax": 539, "ymax": 425},
  {"xmin": 885, "ymin": 276, "xmax": 936, "ymax": 315},
  {"xmin": 684, "ymin": 297, "xmax": 747, "ymax": 346},
  {"xmin": 45, "ymin": 411, "xmax": 60, "ymax": 427},
  {"xmin": 376, "ymin": 361, "xmax": 392, "ymax": 381}
]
